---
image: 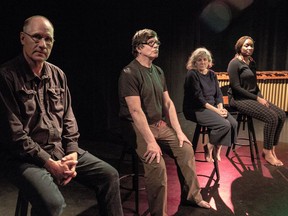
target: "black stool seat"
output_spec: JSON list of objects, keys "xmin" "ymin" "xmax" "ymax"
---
[
  {"xmin": 226, "ymin": 113, "xmax": 259, "ymax": 161},
  {"xmin": 192, "ymin": 124, "xmax": 220, "ymax": 180}
]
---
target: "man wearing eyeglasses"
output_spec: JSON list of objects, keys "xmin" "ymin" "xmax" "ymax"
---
[
  {"xmin": 118, "ymin": 29, "xmax": 210, "ymax": 216},
  {"xmin": 0, "ymin": 15, "xmax": 123, "ymax": 216}
]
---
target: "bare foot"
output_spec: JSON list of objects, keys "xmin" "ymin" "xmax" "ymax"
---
[
  {"xmin": 216, "ymin": 145, "xmax": 222, "ymax": 161},
  {"xmin": 197, "ymin": 200, "xmax": 211, "ymax": 209},
  {"xmin": 204, "ymin": 143, "xmax": 214, "ymax": 162},
  {"xmin": 262, "ymin": 149, "xmax": 283, "ymax": 166},
  {"xmin": 272, "ymin": 147, "xmax": 284, "ymax": 166}
]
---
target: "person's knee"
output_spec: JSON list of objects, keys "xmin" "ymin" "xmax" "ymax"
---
[
  {"xmin": 267, "ymin": 114, "xmax": 279, "ymax": 126},
  {"xmin": 104, "ymin": 165, "xmax": 120, "ymax": 185},
  {"xmin": 222, "ymin": 120, "xmax": 232, "ymax": 132},
  {"xmin": 279, "ymin": 110, "xmax": 286, "ymax": 122},
  {"xmin": 32, "ymin": 194, "xmax": 66, "ymax": 216},
  {"xmin": 47, "ymin": 196, "xmax": 66, "ymax": 216},
  {"xmin": 181, "ymin": 145, "xmax": 195, "ymax": 160},
  {"xmin": 111, "ymin": 166, "xmax": 120, "ymax": 178}
]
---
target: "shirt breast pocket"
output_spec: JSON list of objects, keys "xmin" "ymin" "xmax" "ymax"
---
[
  {"xmin": 18, "ymin": 89, "xmax": 37, "ymax": 114},
  {"xmin": 47, "ymin": 87, "xmax": 65, "ymax": 112}
]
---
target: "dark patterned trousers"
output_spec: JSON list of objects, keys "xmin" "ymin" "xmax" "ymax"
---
[{"xmin": 230, "ymin": 98, "xmax": 286, "ymax": 150}]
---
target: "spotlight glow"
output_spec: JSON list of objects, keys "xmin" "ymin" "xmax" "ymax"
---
[{"xmin": 200, "ymin": 1, "xmax": 232, "ymax": 32}]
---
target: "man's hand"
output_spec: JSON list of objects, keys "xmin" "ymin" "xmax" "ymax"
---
[
  {"xmin": 177, "ymin": 132, "xmax": 192, "ymax": 147},
  {"xmin": 44, "ymin": 152, "xmax": 78, "ymax": 186},
  {"xmin": 60, "ymin": 152, "xmax": 78, "ymax": 185},
  {"xmin": 144, "ymin": 142, "xmax": 162, "ymax": 164},
  {"xmin": 61, "ymin": 152, "xmax": 78, "ymax": 177}
]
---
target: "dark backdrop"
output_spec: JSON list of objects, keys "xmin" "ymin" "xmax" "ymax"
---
[{"xmin": 1, "ymin": 0, "xmax": 287, "ymax": 139}]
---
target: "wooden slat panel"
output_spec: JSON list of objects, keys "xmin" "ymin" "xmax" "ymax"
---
[{"xmin": 217, "ymin": 71, "xmax": 288, "ymax": 111}]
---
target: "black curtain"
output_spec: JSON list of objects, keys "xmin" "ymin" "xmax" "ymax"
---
[{"xmin": 0, "ymin": 0, "xmax": 287, "ymax": 139}]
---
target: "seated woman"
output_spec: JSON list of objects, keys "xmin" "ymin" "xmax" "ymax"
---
[
  {"xmin": 183, "ymin": 47, "xmax": 238, "ymax": 162},
  {"xmin": 227, "ymin": 36, "xmax": 286, "ymax": 166}
]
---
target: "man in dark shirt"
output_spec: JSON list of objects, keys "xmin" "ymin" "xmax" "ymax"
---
[
  {"xmin": 0, "ymin": 15, "xmax": 123, "ymax": 216},
  {"xmin": 118, "ymin": 29, "xmax": 210, "ymax": 216}
]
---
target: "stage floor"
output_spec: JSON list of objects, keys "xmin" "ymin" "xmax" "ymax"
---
[{"xmin": 0, "ymin": 113, "xmax": 287, "ymax": 216}]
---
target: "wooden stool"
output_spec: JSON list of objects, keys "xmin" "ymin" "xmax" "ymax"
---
[
  {"xmin": 226, "ymin": 113, "xmax": 259, "ymax": 161},
  {"xmin": 192, "ymin": 124, "xmax": 220, "ymax": 180},
  {"xmin": 15, "ymin": 191, "xmax": 29, "ymax": 216}
]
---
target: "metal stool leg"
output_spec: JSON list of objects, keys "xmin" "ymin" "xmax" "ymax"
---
[
  {"xmin": 247, "ymin": 116, "xmax": 259, "ymax": 160},
  {"xmin": 192, "ymin": 124, "xmax": 201, "ymax": 152},
  {"xmin": 15, "ymin": 191, "xmax": 28, "ymax": 216},
  {"xmin": 226, "ymin": 114, "xmax": 259, "ymax": 161},
  {"xmin": 226, "ymin": 113, "xmax": 243, "ymax": 157},
  {"xmin": 119, "ymin": 146, "xmax": 144, "ymax": 215},
  {"xmin": 132, "ymin": 151, "xmax": 139, "ymax": 214}
]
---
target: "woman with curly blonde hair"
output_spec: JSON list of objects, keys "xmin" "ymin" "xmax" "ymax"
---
[{"xmin": 183, "ymin": 47, "xmax": 238, "ymax": 162}]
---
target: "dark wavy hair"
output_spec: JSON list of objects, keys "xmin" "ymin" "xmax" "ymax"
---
[{"xmin": 131, "ymin": 29, "xmax": 158, "ymax": 57}]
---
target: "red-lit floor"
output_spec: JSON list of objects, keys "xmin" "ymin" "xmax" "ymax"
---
[
  {"xmin": 0, "ymin": 114, "xmax": 287, "ymax": 216},
  {"xmin": 119, "ymin": 142, "xmax": 288, "ymax": 216}
]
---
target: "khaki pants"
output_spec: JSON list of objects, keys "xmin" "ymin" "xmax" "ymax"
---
[{"xmin": 130, "ymin": 121, "xmax": 203, "ymax": 216}]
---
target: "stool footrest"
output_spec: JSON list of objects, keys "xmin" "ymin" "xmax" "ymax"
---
[
  {"xmin": 119, "ymin": 174, "xmax": 145, "ymax": 191},
  {"xmin": 226, "ymin": 114, "xmax": 259, "ymax": 161}
]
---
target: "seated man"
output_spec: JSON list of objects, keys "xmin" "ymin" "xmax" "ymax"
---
[
  {"xmin": 0, "ymin": 15, "xmax": 123, "ymax": 216},
  {"xmin": 118, "ymin": 28, "xmax": 210, "ymax": 216}
]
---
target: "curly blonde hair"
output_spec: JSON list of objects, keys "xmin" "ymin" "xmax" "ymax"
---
[{"xmin": 186, "ymin": 47, "xmax": 213, "ymax": 70}]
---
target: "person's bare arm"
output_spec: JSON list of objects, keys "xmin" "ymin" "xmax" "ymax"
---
[
  {"xmin": 162, "ymin": 91, "xmax": 191, "ymax": 147},
  {"xmin": 125, "ymin": 96, "xmax": 162, "ymax": 163}
]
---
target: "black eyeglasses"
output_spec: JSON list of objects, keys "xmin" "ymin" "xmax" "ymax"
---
[
  {"xmin": 141, "ymin": 40, "xmax": 161, "ymax": 47},
  {"xmin": 22, "ymin": 32, "xmax": 55, "ymax": 45}
]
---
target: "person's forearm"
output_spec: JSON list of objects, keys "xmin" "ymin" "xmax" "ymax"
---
[
  {"xmin": 0, "ymin": 76, "xmax": 51, "ymax": 165},
  {"xmin": 130, "ymin": 109, "xmax": 156, "ymax": 145},
  {"xmin": 205, "ymin": 103, "xmax": 218, "ymax": 113},
  {"xmin": 165, "ymin": 101, "xmax": 182, "ymax": 134},
  {"xmin": 217, "ymin": 103, "xmax": 224, "ymax": 109}
]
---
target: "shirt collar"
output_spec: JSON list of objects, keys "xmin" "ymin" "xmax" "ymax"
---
[{"xmin": 19, "ymin": 54, "xmax": 49, "ymax": 82}]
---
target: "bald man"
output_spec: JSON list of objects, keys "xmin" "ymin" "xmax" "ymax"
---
[{"xmin": 0, "ymin": 15, "xmax": 123, "ymax": 216}]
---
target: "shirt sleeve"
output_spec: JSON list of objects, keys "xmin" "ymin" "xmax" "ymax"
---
[
  {"xmin": 184, "ymin": 70, "xmax": 207, "ymax": 107},
  {"xmin": 61, "ymin": 84, "xmax": 80, "ymax": 155},
  {"xmin": 0, "ymin": 70, "xmax": 51, "ymax": 166},
  {"xmin": 118, "ymin": 67, "xmax": 140, "ymax": 98}
]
